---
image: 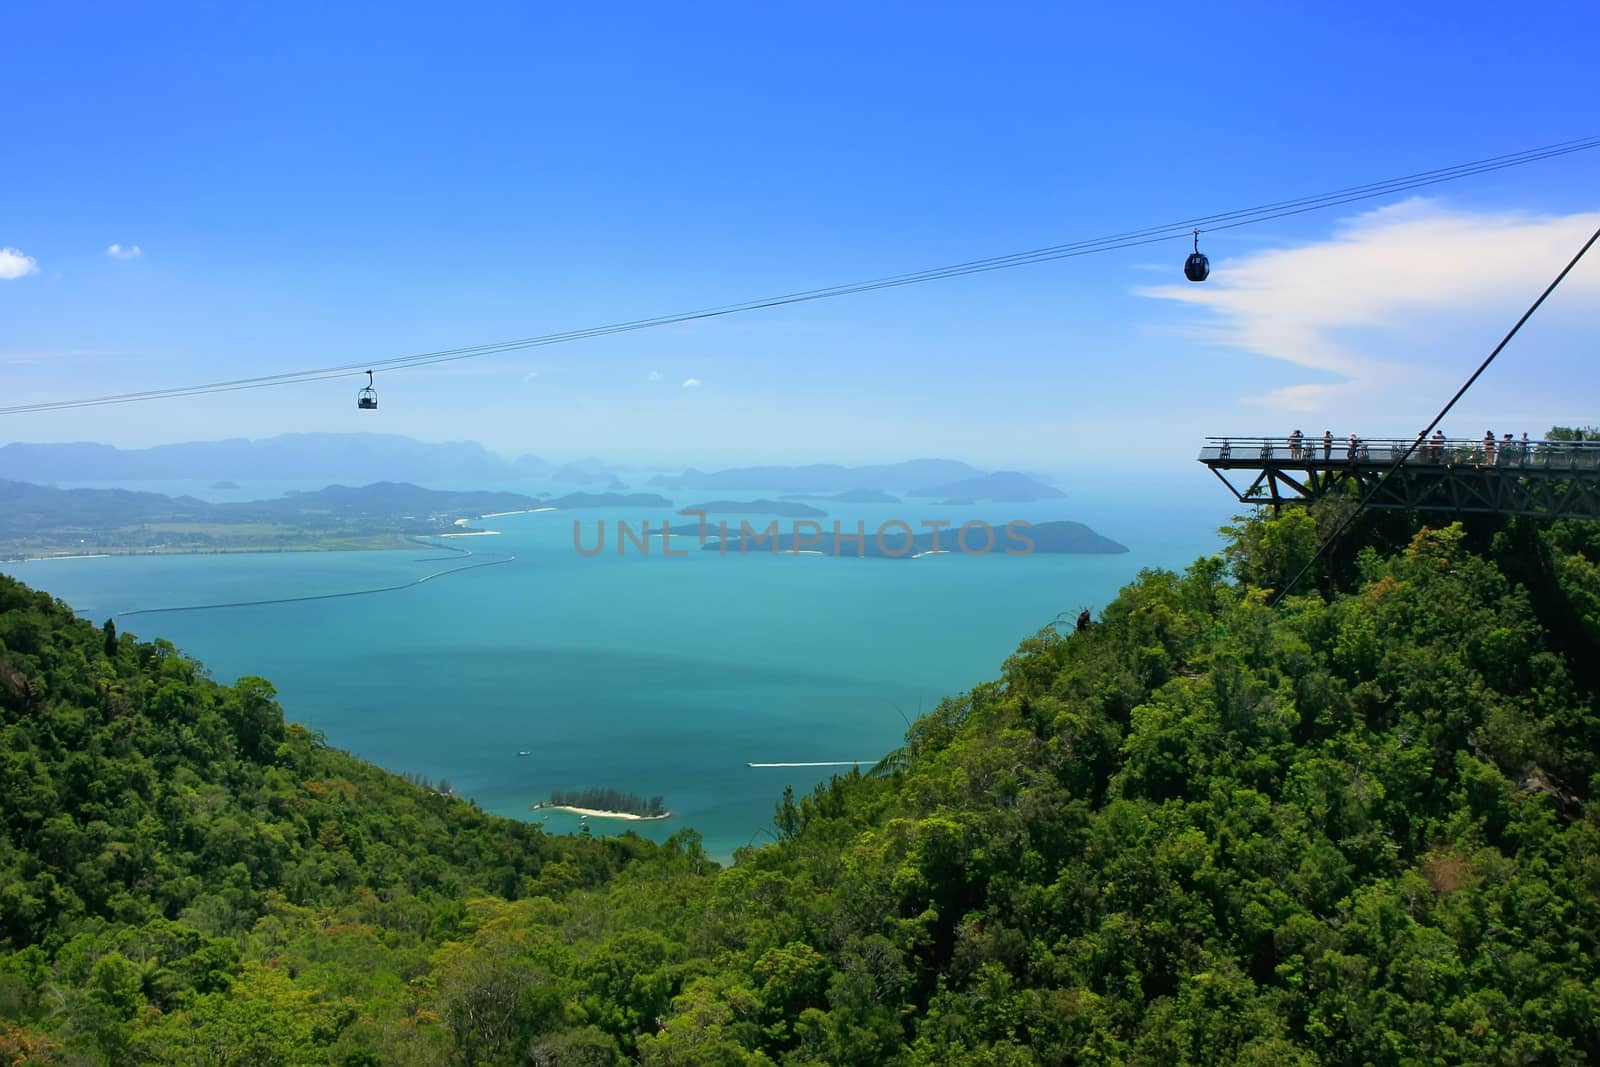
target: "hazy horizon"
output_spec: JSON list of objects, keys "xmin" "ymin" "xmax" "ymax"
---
[{"xmin": 0, "ymin": 431, "xmax": 1247, "ymax": 499}]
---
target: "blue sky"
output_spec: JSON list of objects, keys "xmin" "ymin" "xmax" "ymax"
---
[{"xmin": 3, "ymin": 1, "xmax": 1597, "ymax": 476}]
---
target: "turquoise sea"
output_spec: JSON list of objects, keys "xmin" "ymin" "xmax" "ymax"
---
[{"xmin": 3, "ymin": 473, "xmax": 1235, "ymax": 860}]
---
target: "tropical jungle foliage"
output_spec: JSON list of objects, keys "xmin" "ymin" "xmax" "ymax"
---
[{"xmin": 4, "ymin": 467, "xmax": 1600, "ymax": 1063}]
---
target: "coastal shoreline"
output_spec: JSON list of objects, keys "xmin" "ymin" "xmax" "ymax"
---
[
  {"xmin": 529, "ymin": 803, "xmax": 673, "ymax": 822},
  {"xmin": 2, "ymin": 528, "xmax": 521, "ymax": 561},
  {"xmin": 2, "ymin": 540, "xmax": 417, "ymax": 562}
]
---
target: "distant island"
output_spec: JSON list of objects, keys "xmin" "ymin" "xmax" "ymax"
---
[
  {"xmin": 649, "ymin": 458, "xmax": 986, "ymax": 493},
  {"xmin": 547, "ymin": 491, "xmax": 672, "ymax": 509},
  {"xmin": 209, "ymin": 480, "xmax": 240, "ymax": 490},
  {"xmin": 548, "ymin": 457, "xmax": 620, "ymax": 485},
  {"xmin": 779, "ymin": 488, "xmax": 900, "ymax": 503},
  {"xmin": 531, "ymin": 787, "xmax": 671, "ymax": 821},
  {"xmin": 681, "ymin": 499, "xmax": 828, "ymax": 518},
  {"xmin": 701, "ymin": 519, "xmax": 1127, "ymax": 557},
  {"xmin": 0, "ymin": 479, "xmax": 693, "ymax": 558},
  {"xmin": 0, "ymin": 479, "xmax": 552, "ymax": 557},
  {"xmin": 907, "ymin": 471, "xmax": 1065, "ymax": 503}
]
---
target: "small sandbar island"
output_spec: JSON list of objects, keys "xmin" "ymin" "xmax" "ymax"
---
[
  {"xmin": 530, "ymin": 787, "xmax": 672, "ymax": 822},
  {"xmin": 531, "ymin": 805, "xmax": 673, "ymax": 822}
]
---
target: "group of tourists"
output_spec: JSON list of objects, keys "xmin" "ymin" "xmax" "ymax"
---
[
  {"xmin": 1285, "ymin": 429, "xmax": 1361, "ymax": 461},
  {"xmin": 1282, "ymin": 428, "xmax": 1540, "ymax": 465},
  {"xmin": 1267, "ymin": 428, "xmax": 1555, "ymax": 467},
  {"xmin": 1416, "ymin": 429, "xmax": 1534, "ymax": 464},
  {"xmin": 1479, "ymin": 431, "xmax": 1533, "ymax": 466}
]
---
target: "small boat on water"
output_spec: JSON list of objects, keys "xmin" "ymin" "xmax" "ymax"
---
[{"xmin": 517, "ymin": 750, "xmax": 531, "ymax": 756}]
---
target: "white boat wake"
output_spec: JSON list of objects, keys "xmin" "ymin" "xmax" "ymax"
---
[{"xmin": 747, "ymin": 761, "xmax": 869, "ymax": 768}]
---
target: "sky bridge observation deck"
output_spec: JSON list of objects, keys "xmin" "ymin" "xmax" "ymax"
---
[{"xmin": 1199, "ymin": 435, "xmax": 1600, "ymax": 521}]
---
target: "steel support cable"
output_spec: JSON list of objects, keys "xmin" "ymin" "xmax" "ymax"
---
[{"xmin": 1268, "ymin": 224, "xmax": 1600, "ymax": 606}]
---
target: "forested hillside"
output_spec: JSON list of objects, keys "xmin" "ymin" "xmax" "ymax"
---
[
  {"xmin": 0, "ymin": 577, "xmax": 686, "ymax": 1064},
  {"xmin": 3, "ymin": 498, "xmax": 1599, "ymax": 1064}
]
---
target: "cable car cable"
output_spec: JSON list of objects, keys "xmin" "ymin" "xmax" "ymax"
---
[
  {"xmin": 2, "ymin": 136, "xmax": 1596, "ymax": 416},
  {"xmin": 5, "ymin": 138, "xmax": 1594, "ymax": 414},
  {"xmin": 1267, "ymin": 223, "xmax": 1600, "ymax": 606},
  {"xmin": 3, "ymin": 148, "xmax": 1590, "ymax": 415}
]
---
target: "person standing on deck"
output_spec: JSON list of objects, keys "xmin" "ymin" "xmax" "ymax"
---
[
  {"xmin": 1322, "ymin": 430, "xmax": 1333, "ymax": 460},
  {"xmin": 1483, "ymin": 432, "xmax": 1496, "ymax": 466}
]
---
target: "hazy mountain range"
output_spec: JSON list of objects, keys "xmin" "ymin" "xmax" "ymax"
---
[
  {"xmin": 0, "ymin": 434, "xmax": 616, "ymax": 486},
  {"xmin": 0, "ymin": 433, "xmax": 1064, "ymax": 502}
]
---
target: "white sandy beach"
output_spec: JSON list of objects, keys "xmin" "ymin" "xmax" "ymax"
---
[
  {"xmin": 532, "ymin": 804, "xmax": 672, "ymax": 822},
  {"xmin": 437, "ymin": 530, "xmax": 501, "ymax": 538},
  {"xmin": 479, "ymin": 507, "xmax": 558, "ymax": 518}
]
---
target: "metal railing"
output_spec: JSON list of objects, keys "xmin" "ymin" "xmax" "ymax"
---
[{"xmin": 1200, "ymin": 436, "xmax": 1600, "ymax": 470}]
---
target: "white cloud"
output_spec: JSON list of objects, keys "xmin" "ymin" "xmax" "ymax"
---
[
  {"xmin": 681, "ymin": 377, "xmax": 703, "ymax": 388},
  {"xmin": 107, "ymin": 243, "xmax": 143, "ymax": 260},
  {"xmin": 646, "ymin": 370, "xmax": 663, "ymax": 382},
  {"xmin": 0, "ymin": 247, "xmax": 39, "ymax": 280},
  {"xmin": 1136, "ymin": 200, "xmax": 1600, "ymax": 411},
  {"xmin": 523, "ymin": 370, "xmax": 539, "ymax": 382}
]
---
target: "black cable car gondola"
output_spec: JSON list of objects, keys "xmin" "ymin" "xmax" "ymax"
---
[
  {"xmin": 357, "ymin": 370, "xmax": 378, "ymax": 411},
  {"xmin": 1184, "ymin": 229, "xmax": 1210, "ymax": 282}
]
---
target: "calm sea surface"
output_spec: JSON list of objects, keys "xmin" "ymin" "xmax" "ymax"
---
[{"xmin": 3, "ymin": 474, "xmax": 1233, "ymax": 860}]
